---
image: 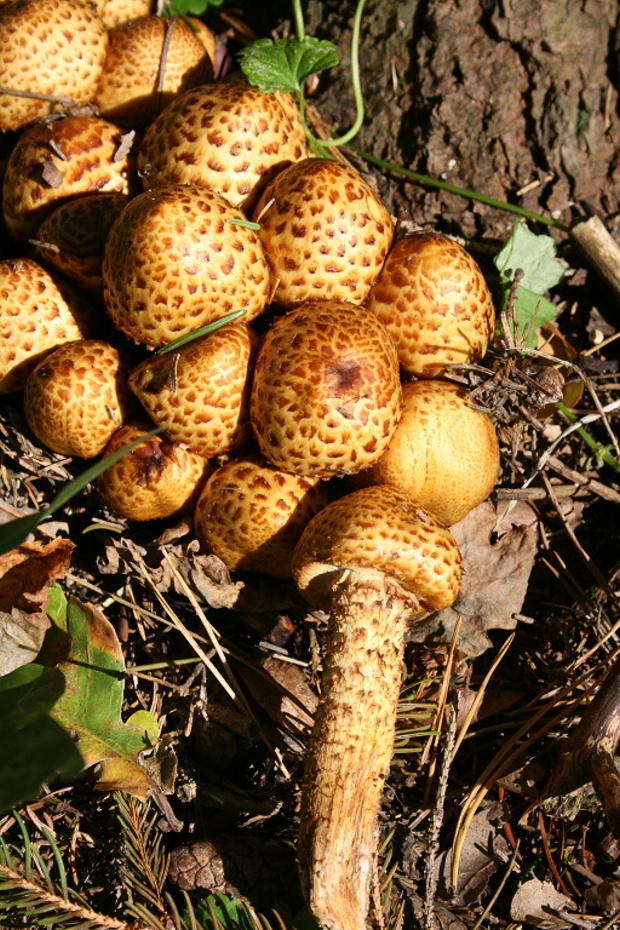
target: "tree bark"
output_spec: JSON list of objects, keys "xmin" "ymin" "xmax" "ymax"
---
[{"xmin": 304, "ymin": 0, "xmax": 620, "ymax": 240}]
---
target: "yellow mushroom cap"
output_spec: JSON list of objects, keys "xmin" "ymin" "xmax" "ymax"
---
[
  {"xmin": 354, "ymin": 380, "xmax": 500, "ymax": 525},
  {"xmin": 128, "ymin": 323, "xmax": 258, "ymax": 458},
  {"xmin": 251, "ymin": 158, "xmax": 394, "ymax": 308},
  {"xmin": 0, "ymin": 0, "xmax": 108, "ymax": 132},
  {"xmin": 250, "ymin": 299, "xmax": 403, "ymax": 478},
  {"xmin": 35, "ymin": 192, "xmax": 128, "ymax": 292},
  {"xmin": 95, "ymin": 16, "xmax": 214, "ymax": 128},
  {"xmin": 137, "ymin": 79, "xmax": 307, "ymax": 210},
  {"xmin": 102, "ymin": 185, "xmax": 271, "ymax": 347},
  {"xmin": 23, "ymin": 339, "xmax": 132, "ymax": 458},
  {"xmin": 90, "ymin": 0, "xmax": 152, "ymax": 29},
  {"xmin": 365, "ymin": 231, "xmax": 495, "ymax": 377},
  {"xmin": 0, "ymin": 258, "xmax": 94, "ymax": 394},
  {"xmin": 292, "ymin": 485, "xmax": 462, "ymax": 612},
  {"xmin": 194, "ymin": 455, "xmax": 330, "ymax": 578},
  {"xmin": 97, "ymin": 424, "xmax": 209, "ymax": 521},
  {"xmin": 186, "ymin": 17, "xmax": 217, "ymax": 70},
  {"xmin": 2, "ymin": 115, "xmax": 133, "ymax": 242}
]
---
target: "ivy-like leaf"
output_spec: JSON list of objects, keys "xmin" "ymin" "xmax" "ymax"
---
[
  {"xmin": 0, "ymin": 664, "xmax": 82, "ymax": 812},
  {"xmin": 500, "ymin": 285, "xmax": 559, "ymax": 348},
  {"xmin": 50, "ymin": 595, "xmax": 160, "ymax": 799},
  {"xmin": 494, "ymin": 221, "xmax": 565, "ymax": 294},
  {"xmin": 238, "ymin": 37, "xmax": 339, "ymax": 94}
]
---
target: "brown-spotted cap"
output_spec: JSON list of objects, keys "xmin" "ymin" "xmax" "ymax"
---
[
  {"xmin": 250, "ymin": 299, "xmax": 402, "ymax": 478},
  {"xmin": 292, "ymin": 485, "xmax": 462, "ymax": 613}
]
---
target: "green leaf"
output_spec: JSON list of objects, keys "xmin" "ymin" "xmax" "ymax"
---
[
  {"xmin": 163, "ymin": 0, "xmax": 225, "ymax": 14},
  {"xmin": 195, "ymin": 894, "xmax": 257, "ymax": 930},
  {"xmin": 51, "ymin": 597, "xmax": 160, "ymax": 799},
  {"xmin": 501, "ymin": 284, "xmax": 559, "ymax": 348},
  {"xmin": 238, "ymin": 37, "xmax": 339, "ymax": 94},
  {"xmin": 0, "ymin": 664, "xmax": 83, "ymax": 812},
  {"xmin": 494, "ymin": 221, "xmax": 565, "ymax": 294},
  {"xmin": 0, "ymin": 427, "xmax": 162, "ymax": 558},
  {"xmin": 46, "ymin": 583, "xmax": 68, "ymax": 629}
]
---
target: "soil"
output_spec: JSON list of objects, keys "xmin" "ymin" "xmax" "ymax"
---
[{"xmin": 1, "ymin": 2, "xmax": 620, "ymax": 929}]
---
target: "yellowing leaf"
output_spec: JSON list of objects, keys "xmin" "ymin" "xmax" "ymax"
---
[{"xmin": 50, "ymin": 596, "xmax": 160, "ymax": 799}]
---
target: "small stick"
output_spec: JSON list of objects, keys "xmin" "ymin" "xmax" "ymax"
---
[
  {"xmin": 570, "ymin": 215, "xmax": 620, "ymax": 302},
  {"xmin": 0, "ymin": 84, "xmax": 74, "ymax": 106}
]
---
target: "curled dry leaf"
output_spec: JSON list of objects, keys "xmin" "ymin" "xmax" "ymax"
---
[
  {"xmin": 156, "ymin": 544, "xmax": 244, "ymax": 611},
  {"xmin": 0, "ymin": 539, "xmax": 72, "ymax": 675},
  {"xmin": 434, "ymin": 801, "xmax": 511, "ymax": 905},
  {"xmin": 408, "ymin": 501, "xmax": 538, "ymax": 656},
  {"xmin": 510, "ymin": 877, "xmax": 575, "ymax": 928}
]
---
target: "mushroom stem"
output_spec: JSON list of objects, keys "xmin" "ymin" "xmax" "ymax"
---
[
  {"xmin": 300, "ymin": 575, "xmax": 418, "ymax": 930},
  {"xmin": 292, "ymin": 485, "xmax": 462, "ymax": 930}
]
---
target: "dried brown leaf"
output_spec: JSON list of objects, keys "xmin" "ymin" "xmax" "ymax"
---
[
  {"xmin": 435, "ymin": 800, "xmax": 510, "ymax": 904},
  {"xmin": 0, "ymin": 538, "xmax": 72, "ymax": 673},
  {"xmin": 160, "ymin": 544, "xmax": 244, "ymax": 609},
  {"xmin": 409, "ymin": 502, "xmax": 538, "ymax": 656},
  {"xmin": 510, "ymin": 877, "xmax": 575, "ymax": 928},
  {"xmin": 0, "ymin": 606, "xmax": 51, "ymax": 675},
  {"xmin": 239, "ymin": 655, "xmax": 317, "ymax": 749}
]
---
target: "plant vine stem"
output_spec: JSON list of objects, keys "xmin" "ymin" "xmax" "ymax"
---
[
  {"xmin": 347, "ymin": 145, "xmax": 570, "ymax": 231},
  {"xmin": 320, "ymin": 0, "xmax": 367, "ymax": 147},
  {"xmin": 291, "ymin": 0, "xmax": 305, "ymax": 40},
  {"xmin": 556, "ymin": 401, "xmax": 620, "ymax": 473},
  {"xmin": 291, "ymin": 0, "xmax": 368, "ymax": 151}
]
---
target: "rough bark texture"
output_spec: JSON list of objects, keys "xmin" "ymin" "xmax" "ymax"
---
[{"xmin": 304, "ymin": 0, "xmax": 620, "ymax": 240}]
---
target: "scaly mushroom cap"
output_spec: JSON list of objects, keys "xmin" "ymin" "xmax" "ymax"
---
[
  {"xmin": 224, "ymin": 71, "xmax": 308, "ymax": 158},
  {"xmin": 2, "ymin": 115, "xmax": 134, "ymax": 242},
  {"xmin": 194, "ymin": 455, "xmax": 330, "ymax": 578},
  {"xmin": 137, "ymin": 80, "xmax": 307, "ymax": 209},
  {"xmin": 98, "ymin": 424, "xmax": 209, "ymax": 521},
  {"xmin": 129, "ymin": 323, "xmax": 258, "ymax": 458},
  {"xmin": 23, "ymin": 339, "xmax": 132, "ymax": 458},
  {"xmin": 365, "ymin": 231, "xmax": 495, "ymax": 377},
  {"xmin": 34, "ymin": 193, "xmax": 128, "ymax": 292},
  {"xmin": 250, "ymin": 299, "xmax": 403, "ymax": 478},
  {"xmin": 251, "ymin": 158, "xmax": 394, "ymax": 308},
  {"xmin": 95, "ymin": 16, "xmax": 214, "ymax": 128},
  {"xmin": 354, "ymin": 380, "xmax": 500, "ymax": 525},
  {"xmin": 102, "ymin": 185, "xmax": 271, "ymax": 347},
  {"xmin": 91, "ymin": 0, "xmax": 153, "ymax": 30},
  {"xmin": 292, "ymin": 484, "xmax": 462, "ymax": 612},
  {"xmin": 0, "ymin": 258, "xmax": 94, "ymax": 394},
  {"xmin": 0, "ymin": 0, "xmax": 108, "ymax": 132},
  {"xmin": 185, "ymin": 18, "xmax": 217, "ymax": 70}
]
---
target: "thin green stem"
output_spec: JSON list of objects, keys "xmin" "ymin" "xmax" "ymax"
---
[
  {"xmin": 295, "ymin": 91, "xmax": 333, "ymax": 158},
  {"xmin": 556, "ymin": 401, "xmax": 620, "ymax": 473},
  {"xmin": 291, "ymin": 0, "xmax": 306, "ymax": 41},
  {"xmin": 320, "ymin": 0, "xmax": 367, "ymax": 147},
  {"xmin": 347, "ymin": 145, "xmax": 570, "ymax": 231},
  {"xmin": 291, "ymin": 0, "xmax": 367, "ymax": 152}
]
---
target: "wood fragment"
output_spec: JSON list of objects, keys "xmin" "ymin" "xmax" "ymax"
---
[
  {"xmin": 571, "ymin": 216, "xmax": 620, "ymax": 302},
  {"xmin": 40, "ymin": 162, "xmax": 64, "ymax": 188}
]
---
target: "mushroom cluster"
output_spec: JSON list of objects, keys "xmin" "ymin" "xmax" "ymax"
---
[{"xmin": 0, "ymin": 5, "xmax": 501, "ymax": 927}]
